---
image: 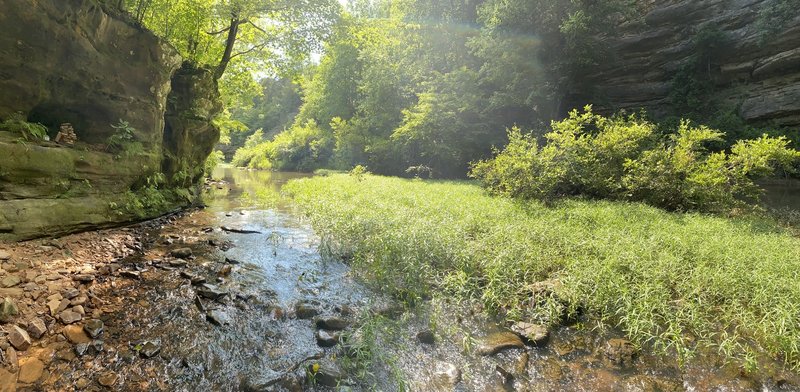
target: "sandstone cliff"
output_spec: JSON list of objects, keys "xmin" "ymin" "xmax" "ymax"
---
[
  {"xmin": 584, "ymin": 0, "xmax": 800, "ymax": 127},
  {"xmin": 0, "ymin": 0, "xmax": 221, "ymax": 241}
]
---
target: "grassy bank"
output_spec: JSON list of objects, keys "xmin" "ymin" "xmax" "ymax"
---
[{"xmin": 284, "ymin": 174, "xmax": 800, "ymax": 368}]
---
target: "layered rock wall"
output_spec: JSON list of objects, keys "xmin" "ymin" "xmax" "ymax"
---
[
  {"xmin": 584, "ymin": 0, "xmax": 800, "ymax": 127},
  {"xmin": 0, "ymin": 0, "xmax": 220, "ymax": 241}
]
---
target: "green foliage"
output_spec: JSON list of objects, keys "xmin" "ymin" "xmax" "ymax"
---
[
  {"xmin": 106, "ymin": 119, "xmax": 145, "ymax": 159},
  {"xmin": 0, "ymin": 113, "xmax": 49, "ymax": 141},
  {"xmin": 472, "ymin": 108, "xmax": 800, "ymax": 212},
  {"xmin": 204, "ymin": 150, "xmax": 225, "ymax": 177},
  {"xmin": 755, "ymin": 0, "xmax": 799, "ymax": 43},
  {"xmin": 285, "ymin": 173, "xmax": 800, "ymax": 370},
  {"xmin": 232, "ymin": 120, "xmax": 332, "ymax": 171}
]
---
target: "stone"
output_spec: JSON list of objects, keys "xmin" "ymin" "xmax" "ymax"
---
[
  {"xmin": 8, "ymin": 325, "xmax": 31, "ymax": 351},
  {"xmin": 206, "ymin": 310, "xmax": 230, "ymax": 326},
  {"xmin": 17, "ymin": 357, "xmax": 44, "ymax": 383},
  {"xmin": 315, "ymin": 316, "xmax": 349, "ymax": 331},
  {"xmin": 0, "ymin": 367, "xmax": 16, "ymax": 392},
  {"xmin": 74, "ymin": 342, "xmax": 89, "ymax": 357},
  {"xmin": 170, "ymin": 248, "xmax": 193, "ymax": 259},
  {"xmin": 308, "ymin": 361, "xmax": 346, "ymax": 387},
  {"xmin": 5, "ymin": 346, "xmax": 18, "ymax": 370},
  {"xmin": 197, "ymin": 284, "xmax": 227, "ymax": 301},
  {"xmin": 73, "ymin": 305, "xmax": 85, "ymax": 316},
  {"xmin": 0, "ymin": 297, "xmax": 19, "ymax": 322},
  {"xmin": 75, "ymin": 377, "xmax": 90, "ymax": 389},
  {"xmin": 431, "ymin": 362, "xmax": 461, "ymax": 388},
  {"xmin": 476, "ymin": 332, "xmax": 525, "ymax": 356},
  {"xmin": 604, "ymin": 338, "xmax": 637, "ymax": 367},
  {"xmin": 62, "ymin": 288, "xmax": 79, "ymax": 299},
  {"xmin": 416, "ymin": 330, "xmax": 436, "ymax": 345},
  {"xmin": 0, "ymin": 275, "xmax": 21, "ymax": 288},
  {"xmin": 139, "ymin": 340, "xmax": 161, "ymax": 358},
  {"xmin": 59, "ymin": 310, "xmax": 82, "ymax": 324},
  {"xmin": 72, "ymin": 274, "xmax": 95, "ymax": 283},
  {"xmin": 83, "ymin": 319, "xmax": 103, "ymax": 338},
  {"xmin": 120, "ymin": 270, "xmax": 141, "ymax": 279},
  {"xmin": 511, "ymin": 322, "xmax": 549, "ymax": 345},
  {"xmin": 295, "ymin": 303, "xmax": 319, "ymax": 319},
  {"xmin": 63, "ymin": 325, "xmax": 91, "ymax": 344},
  {"xmin": 315, "ymin": 330, "xmax": 340, "ymax": 347},
  {"xmin": 98, "ymin": 372, "xmax": 118, "ymax": 387},
  {"xmin": 0, "ymin": 250, "xmax": 9, "ymax": 260},
  {"xmin": 224, "ymin": 257, "xmax": 240, "ymax": 265},
  {"xmin": 27, "ymin": 318, "xmax": 47, "ymax": 339},
  {"xmin": 0, "ymin": 289, "xmax": 23, "ymax": 298},
  {"xmin": 218, "ymin": 265, "xmax": 233, "ymax": 276}
]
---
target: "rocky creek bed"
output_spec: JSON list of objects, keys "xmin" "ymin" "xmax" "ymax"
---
[{"xmin": 0, "ymin": 168, "xmax": 798, "ymax": 391}]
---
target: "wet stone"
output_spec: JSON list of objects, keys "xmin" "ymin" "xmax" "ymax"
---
[
  {"xmin": 604, "ymin": 338, "xmax": 638, "ymax": 367},
  {"xmin": 416, "ymin": 330, "xmax": 436, "ymax": 345},
  {"xmin": 511, "ymin": 322, "xmax": 549, "ymax": 345},
  {"xmin": 83, "ymin": 319, "xmax": 104, "ymax": 339},
  {"xmin": 63, "ymin": 325, "xmax": 91, "ymax": 344},
  {"xmin": 27, "ymin": 318, "xmax": 47, "ymax": 339},
  {"xmin": 75, "ymin": 342, "xmax": 89, "ymax": 357},
  {"xmin": 206, "ymin": 310, "xmax": 231, "ymax": 326},
  {"xmin": 476, "ymin": 332, "xmax": 525, "ymax": 356},
  {"xmin": 98, "ymin": 371, "xmax": 118, "ymax": 387},
  {"xmin": 140, "ymin": 340, "xmax": 161, "ymax": 358},
  {"xmin": 432, "ymin": 362, "xmax": 461, "ymax": 388},
  {"xmin": 17, "ymin": 357, "xmax": 44, "ymax": 383},
  {"xmin": 171, "ymin": 248, "xmax": 193, "ymax": 259},
  {"xmin": 315, "ymin": 316, "xmax": 349, "ymax": 331},
  {"xmin": 295, "ymin": 303, "xmax": 319, "ymax": 319},
  {"xmin": 8, "ymin": 325, "xmax": 31, "ymax": 351},
  {"xmin": 224, "ymin": 257, "xmax": 240, "ymax": 265},
  {"xmin": 59, "ymin": 310, "xmax": 82, "ymax": 324},
  {"xmin": 315, "ymin": 330, "xmax": 340, "ymax": 347},
  {"xmin": 0, "ymin": 297, "xmax": 19, "ymax": 322},
  {"xmin": 197, "ymin": 284, "xmax": 227, "ymax": 301},
  {"xmin": 308, "ymin": 361, "xmax": 346, "ymax": 387}
]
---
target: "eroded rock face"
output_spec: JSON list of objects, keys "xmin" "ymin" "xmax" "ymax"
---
[
  {"xmin": 0, "ymin": 0, "xmax": 221, "ymax": 241},
  {"xmin": 580, "ymin": 0, "xmax": 800, "ymax": 127}
]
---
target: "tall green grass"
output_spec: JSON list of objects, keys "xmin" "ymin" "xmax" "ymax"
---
[{"xmin": 284, "ymin": 174, "xmax": 800, "ymax": 368}]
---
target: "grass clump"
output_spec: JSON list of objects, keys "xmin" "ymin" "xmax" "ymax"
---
[{"xmin": 285, "ymin": 174, "xmax": 800, "ymax": 368}]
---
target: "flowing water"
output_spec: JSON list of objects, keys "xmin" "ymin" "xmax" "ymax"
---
[{"xmin": 47, "ymin": 167, "xmax": 800, "ymax": 391}]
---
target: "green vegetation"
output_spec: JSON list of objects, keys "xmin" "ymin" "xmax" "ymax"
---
[
  {"xmin": 285, "ymin": 173, "xmax": 800, "ymax": 369},
  {"xmin": 106, "ymin": 119, "xmax": 145, "ymax": 159},
  {"xmin": 471, "ymin": 108, "xmax": 800, "ymax": 212},
  {"xmin": 0, "ymin": 113, "xmax": 49, "ymax": 141}
]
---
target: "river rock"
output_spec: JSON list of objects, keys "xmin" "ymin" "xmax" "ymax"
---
[
  {"xmin": 476, "ymin": 332, "xmax": 525, "ymax": 356},
  {"xmin": 295, "ymin": 303, "xmax": 319, "ymax": 319},
  {"xmin": 62, "ymin": 288, "xmax": 79, "ymax": 300},
  {"xmin": 511, "ymin": 322, "xmax": 549, "ymax": 345},
  {"xmin": 315, "ymin": 316, "xmax": 349, "ymax": 331},
  {"xmin": 308, "ymin": 361, "xmax": 346, "ymax": 387},
  {"xmin": 8, "ymin": 325, "xmax": 31, "ymax": 351},
  {"xmin": 98, "ymin": 371, "xmax": 118, "ymax": 387},
  {"xmin": 63, "ymin": 325, "xmax": 91, "ymax": 344},
  {"xmin": 416, "ymin": 330, "xmax": 436, "ymax": 345},
  {"xmin": 171, "ymin": 248, "xmax": 193, "ymax": 259},
  {"xmin": 197, "ymin": 284, "xmax": 227, "ymax": 301},
  {"xmin": 0, "ymin": 275, "xmax": 21, "ymax": 288},
  {"xmin": 0, "ymin": 297, "xmax": 19, "ymax": 322},
  {"xmin": 74, "ymin": 342, "xmax": 89, "ymax": 357},
  {"xmin": 59, "ymin": 310, "xmax": 82, "ymax": 324},
  {"xmin": 0, "ymin": 367, "xmax": 15, "ymax": 391},
  {"xmin": 83, "ymin": 319, "xmax": 103, "ymax": 338},
  {"xmin": 17, "ymin": 357, "xmax": 44, "ymax": 383},
  {"xmin": 0, "ymin": 250, "xmax": 9, "ymax": 260},
  {"xmin": 603, "ymin": 338, "xmax": 637, "ymax": 367},
  {"xmin": 206, "ymin": 310, "xmax": 230, "ymax": 326},
  {"xmin": 72, "ymin": 274, "xmax": 95, "ymax": 283},
  {"xmin": 27, "ymin": 318, "xmax": 47, "ymax": 339},
  {"xmin": 140, "ymin": 340, "xmax": 161, "ymax": 358},
  {"xmin": 315, "ymin": 330, "xmax": 340, "ymax": 347},
  {"xmin": 431, "ymin": 362, "xmax": 461, "ymax": 388}
]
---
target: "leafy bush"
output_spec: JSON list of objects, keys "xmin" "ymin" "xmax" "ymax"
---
[
  {"xmin": 204, "ymin": 150, "xmax": 225, "ymax": 177},
  {"xmin": 106, "ymin": 119, "xmax": 144, "ymax": 158},
  {"xmin": 231, "ymin": 120, "xmax": 333, "ymax": 172},
  {"xmin": 471, "ymin": 107, "xmax": 800, "ymax": 212},
  {"xmin": 0, "ymin": 113, "xmax": 49, "ymax": 141}
]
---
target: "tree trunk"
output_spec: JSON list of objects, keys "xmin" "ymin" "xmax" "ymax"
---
[{"xmin": 214, "ymin": 18, "xmax": 241, "ymax": 80}]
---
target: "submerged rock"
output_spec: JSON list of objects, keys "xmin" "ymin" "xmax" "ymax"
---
[
  {"xmin": 315, "ymin": 316, "xmax": 349, "ymax": 331},
  {"xmin": 171, "ymin": 248, "xmax": 193, "ymax": 259},
  {"xmin": 603, "ymin": 338, "xmax": 637, "ymax": 367},
  {"xmin": 83, "ymin": 319, "xmax": 104, "ymax": 339},
  {"xmin": 416, "ymin": 330, "xmax": 436, "ymax": 345},
  {"xmin": 98, "ymin": 371, "xmax": 118, "ymax": 387},
  {"xmin": 315, "ymin": 330, "xmax": 340, "ymax": 347},
  {"xmin": 511, "ymin": 322, "xmax": 549, "ymax": 345},
  {"xmin": 476, "ymin": 332, "xmax": 525, "ymax": 356},
  {"xmin": 295, "ymin": 303, "xmax": 319, "ymax": 319},
  {"xmin": 431, "ymin": 362, "xmax": 461, "ymax": 388},
  {"xmin": 206, "ymin": 310, "xmax": 231, "ymax": 326},
  {"xmin": 308, "ymin": 361, "xmax": 347, "ymax": 387}
]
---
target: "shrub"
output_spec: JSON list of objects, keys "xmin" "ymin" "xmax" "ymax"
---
[
  {"xmin": 204, "ymin": 150, "xmax": 225, "ymax": 177},
  {"xmin": 471, "ymin": 108, "xmax": 800, "ymax": 212},
  {"xmin": 0, "ymin": 113, "xmax": 49, "ymax": 141},
  {"xmin": 231, "ymin": 120, "xmax": 333, "ymax": 172}
]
